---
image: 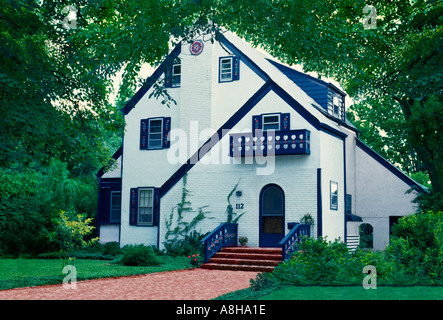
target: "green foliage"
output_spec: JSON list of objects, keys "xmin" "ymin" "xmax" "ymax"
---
[
  {"xmin": 386, "ymin": 211, "xmax": 443, "ymax": 282},
  {"xmin": 48, "ymin": 210, "xmax": 99, "ymax": 266},
  {"xmin": 164, "ymin": 174, "xmax": 210, "ymax": 256},
  {"xmin": 225, "ymin": 180, "xmax": 245, "ymax": 223},
  {"xmin": 0, "ymin": 168, "xmax": 55, "ymax": 256},
  {"xmin": 263, "ymin": 211, "xmax": 443, "ymax": 287},
  {"xmin": 119, "ymin": 244, "xmax": 161, "ymax": 267}
]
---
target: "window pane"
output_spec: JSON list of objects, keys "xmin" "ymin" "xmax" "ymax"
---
[
  {"xmin": 173, "ymin": 64, "xmax": 181, "ymax": 75},
  {"xmin": 262, "ymin": 187, "xmax": 283, "ymax": 216},
  {"xmin": 263, "ymin": 123, "xmax": 279, "ymax": 130},
  {"xmin": 149, "ymin": 120, "xmax": 162, "ymax": 127},
  {"xmin": 263, "ymin": 115, "xmax": 279, "ymax": 124},
  {"xmin": 148, "ymin": 119, "xmax": 163, "ymax": 149}
]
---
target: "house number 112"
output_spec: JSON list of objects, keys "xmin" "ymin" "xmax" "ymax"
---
[{"xmin": 235, "ymin": 203, "xmax": 244, "ymax": 210}]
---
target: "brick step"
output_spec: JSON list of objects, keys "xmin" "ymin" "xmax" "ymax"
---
[
  {"xmin": 214, "ymin": 252, "xmax": 282, "ymax": 261},
  {"xmin": 200, "ymin": 263, "xmax": 275, "ymax": 273},
  {"xmin": 220, "ymin": 247, "xmax": 282, "ymax": 255},
  {"xmin": 209, "ymin": 257, "xmax": 281, "ymax": 266},
  {"xmin": 200, "ymin": 247, "xmax": 282, "ymax": 272}
]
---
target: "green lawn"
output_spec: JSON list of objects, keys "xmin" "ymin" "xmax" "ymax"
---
[
  {"xmin": 0, "ymin": 256, "xmax": 190, "ymax": 290},
  {"xmin": 259, "ymin": 285, "xmax": 443, "ymax": 300}
]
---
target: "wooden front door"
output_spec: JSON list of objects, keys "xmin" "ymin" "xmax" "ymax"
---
[{"xmin": 259, "ymin": 184, "xmax": 285, "ymax": 247}]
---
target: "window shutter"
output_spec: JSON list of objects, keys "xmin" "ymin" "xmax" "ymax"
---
[
  {"xmin": 164, "ymin": 67, "xmax": 172, "ymax": 88},
  {"xmin": 129, "ymin": 188, "xmax": 138, "ymax": 225},
  {"xmin": 232, "ymin": 56, "xmax": 240, "ymax": 81},
  {"xmin": 153, "ymin": 188, "xmax": 160, "ymax": 226},
  {"xmin": 281, "ymin": 113, "xmax": 290, "ymax": 131},
  {"xmin": 140, "ymin": 119, "xmax": 148, "ymax": 150},
  {"xmin": 252, "ymin": 115, "xmax": 262, "ymax": 131},
  {"xmin": 163, "ymin": 117, "xmax": 171, "ymax": 149}
]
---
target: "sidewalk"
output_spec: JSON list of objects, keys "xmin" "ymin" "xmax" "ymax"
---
[{"xmin": 0, "ymin": 269, "xmax": 258, "ymax": 300}]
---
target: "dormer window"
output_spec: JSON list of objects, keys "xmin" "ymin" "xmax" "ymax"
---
[{"xmin": 333, "ymin": 96, "xmax": 340, "ymax": 117}]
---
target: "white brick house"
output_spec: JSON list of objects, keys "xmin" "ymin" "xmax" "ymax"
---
[{"xmin": 96, "ymin": 32, "xmax": 425, "ymax": 252}]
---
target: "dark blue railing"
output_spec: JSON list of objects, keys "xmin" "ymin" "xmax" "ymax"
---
[
  {"xmin": 279, "ymin": 223, "xmax": 310, "ymax": 261},
  {"xmin": 201, "ymin": 223, "xmax": 238, "ymax": 263}
]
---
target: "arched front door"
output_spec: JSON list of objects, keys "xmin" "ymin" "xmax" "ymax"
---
[{"xmin": 259, "ymin": 184, "xmax": 285, "ymax": 247}]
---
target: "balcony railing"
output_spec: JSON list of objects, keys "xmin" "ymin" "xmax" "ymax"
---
[{"xmin": 229, "ymin": 129, "xmax": 310, "ymax": 157}]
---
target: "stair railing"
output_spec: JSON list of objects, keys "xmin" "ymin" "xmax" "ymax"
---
[
  {"xmin": 279, "ymin": 223, "xmax": 310, "ymax": 261},
  {"xmin": 201, "ymin": 223, "xmax": 238, "ymax": 263}
]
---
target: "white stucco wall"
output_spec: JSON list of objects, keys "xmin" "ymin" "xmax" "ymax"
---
[{"xmin": 355, "ymin": 144, "xmax": 419, "ymax": 250}]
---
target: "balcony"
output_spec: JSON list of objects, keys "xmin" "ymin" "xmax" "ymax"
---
[{"xmin": 229, "ymin": 129, "xmax": 310, "ymax": 157}]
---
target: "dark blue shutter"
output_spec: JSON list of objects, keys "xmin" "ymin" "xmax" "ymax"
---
[
  {"xmin": 163, "ymin": 117, "xmax": 171, "ymax": 149},
  {"xmin": 164, "ymin": 67, "xmax": 172, "ymax": 88},
  {"xmin": 140, "ymin": 119, "xmax": 148, "ymax": 150},
  {"xmin": 232, "ymin": 56, "xmax": 240, "ymax": 81},
  {"xmin": 252, "ymin": 115, "xmax": 262, "ymax": 131},
  {"xmin": 153, "ymin": 188, "xmax": 160, "ymax": 226},
  {"xmin": 129, "ymin": 188, "xmax": 138, "ymax": 225},
  {"xmin": 281, "ymin": 113, "xmax": 290, "ymax": 131}
]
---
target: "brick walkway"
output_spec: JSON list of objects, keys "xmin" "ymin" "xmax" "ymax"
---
[{"xmin": 0, "ymin": 269, "xmax": 258, "ymax": 300}]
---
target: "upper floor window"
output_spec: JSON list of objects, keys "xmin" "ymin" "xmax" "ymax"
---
[
  {"xmin": 165, "ymin": 59, "xmax": 181, "ymax": 88},
  {"xmin": 172, "ymin": 63, "xmax": 181, "ymax": 87},
  {"xmin": 330, "ymin": 181, "xmax": 338, "ymax": 210},
  {"xmin": 262, "ymin": 114, "xmax": 280, "ymax": 131},
  {"xmin": 148, "ymin": 118, "xmax": 163, "ymax": 149},
  {"xmin": 332, "ymin": 95, "xmax": 340, "ymax": 117},
  {"xmin": 140, "ymin": 117, "xmax": 171, "ymax": 150},
  {"xmin": 253, "ymin": 113, "xmax": 290, "ymax": 131},
  {"xmin": 219, "ymin": 56, "xmax": 240, "ymax": 83}
]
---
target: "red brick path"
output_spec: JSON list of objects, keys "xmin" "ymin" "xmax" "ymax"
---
[{"xmin": 0, "ymin": 269, "xmax": 258, "ymax": 300}]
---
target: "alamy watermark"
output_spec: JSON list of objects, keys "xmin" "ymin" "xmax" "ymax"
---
[
  {"xmin": 62, "ymin": 5, "xmax": 78, "ymax": 30},
  {"xmin": 363, "ymin": 5, "xmax": 377, "ymax": 29},
  {"xmin": 63, "ymin": 265, "xmax": 77, "ymax": 290},
  {"xmin": 166, "ymin": 122, "xmax": 276, "ymax": 176},
  {"xmin": 362, "ymin": 265, "xmax": 377, "ymax": 289}
]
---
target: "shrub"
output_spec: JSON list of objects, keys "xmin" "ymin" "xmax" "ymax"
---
[
  {"xmin": 119, "ymin": 245, "xmax": 161, "ymax": 267},
  {"xmin": 163, "ymin": 230, "xmax": 206, "ymax": 257}
]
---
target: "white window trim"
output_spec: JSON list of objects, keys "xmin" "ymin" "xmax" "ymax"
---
[
  {"xmin": 138, "ymin": 188, "xmax": 154, "ymax": 226},
  {"xmin": 148, "ymin": 118, "xmax": 163, "ymax": 150},
  {"xmin": 262, "ymin": 114, "xmax": 281, "ymax": 131},
  {"xmin": 219, "ymin": 57, "xmax": 233, "ymax": 82},
  {"xmin": 172, "ymin": 63, "xmax": 181, "ymax": 88},
  {"xmin": 332, "ymin": 95, "xmax": 340, "ymax": 117}
]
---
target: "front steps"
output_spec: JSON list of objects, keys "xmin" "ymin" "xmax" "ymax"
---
[{"xmin": 200, "ymin": 247, "xmax": 282, "ymax": 272}]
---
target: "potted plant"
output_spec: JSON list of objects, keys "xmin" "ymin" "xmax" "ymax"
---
[
  {"xmin": 300, "ymin": 213, "xmax": 314, "ymax": 226},
  {"xmin": 238, "ymin": 236, "xmax": 248, "ymax": 247}
]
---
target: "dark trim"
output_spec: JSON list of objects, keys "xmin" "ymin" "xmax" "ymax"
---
[
  {"xmin": 96, "ymin": 146, "xmax": 123, "ymax": 178},
  {"xmin": 219, "ymin": 34, "xmax": 270, "ymax": 82},
  {"xmin": 122, "ymin": 44, "xmax": 182, "ymax": 115},
  {"xmin": 317, "ymin": 168, "xmax": 322, "ymax": 237},
  {"xmin": 319, "ymin": 123, "xmax": 347, "ymax": 139},
  {"xmin": 356, "ymin": 139, "xmax": 426, "ymax": 192}
]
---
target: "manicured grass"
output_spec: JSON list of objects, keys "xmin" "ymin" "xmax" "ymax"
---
[
  {"xmin": 0, "ymin": 256, "xmax": 191, "ymax": 290},
  {"xmin": 259, "ymin": 285, "xmax": 443, "ymax": 300}
]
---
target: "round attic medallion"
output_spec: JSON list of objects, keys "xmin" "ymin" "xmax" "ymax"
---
[{"xmin": 190, "ymin": 40, "xmax": 204, "ymax": 55}]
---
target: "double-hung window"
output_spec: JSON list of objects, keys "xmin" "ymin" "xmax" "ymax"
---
[
  {"xmin": 140, "ymin": 117, "xmax": 171, "ymax": 150},
  {"xmin": 172, "ymin": 63, "xmax": 181, "ymax": 87},
  {"xmin": 220, "ymin": 57, "xmax": 233, "ymax": 82},
  {"xmin": 147, "ymin": 118, "xmax": 163, "ymax": 149},
  {"xmin": 138, "ymin": 188, "xmax": 154, "ymax": 225},
  {"xmin": 262, "ymin": 114, "xmax": 280, "ymax": 131},
  {"xmin": 219, "ymin": 56, "xmax": 240, "ymax": 83}
]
